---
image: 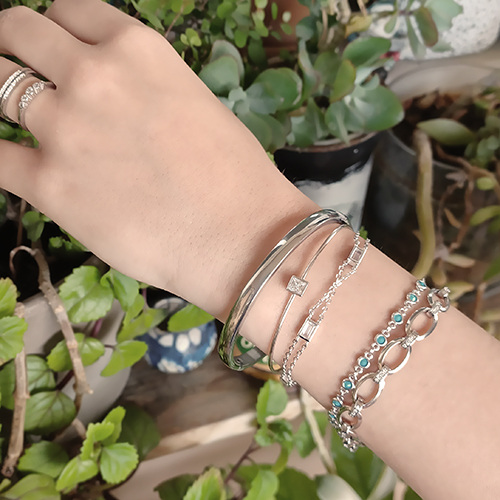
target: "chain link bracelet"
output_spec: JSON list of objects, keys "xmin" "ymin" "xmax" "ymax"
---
[
  {"xmin": 281, "ymin": 233, "xmax": 369, "ymax": 387},
  {"xmin": 330, "ymin": 286, "xmax": 451, "ymax": 452}
]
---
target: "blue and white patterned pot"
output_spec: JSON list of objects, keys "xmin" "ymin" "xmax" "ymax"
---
[{"xmin": 141, "ymin": 297, "xmax": 217, "ymax": 373}]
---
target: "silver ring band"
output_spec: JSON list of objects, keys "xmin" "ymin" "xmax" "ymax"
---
[
  {"xmin": 18, "ymin": 80, "xmax": 55, "ymax": 131},
  {"xmin": 0, "ymin": 68, "xmax": 36, "ymax": 122}
]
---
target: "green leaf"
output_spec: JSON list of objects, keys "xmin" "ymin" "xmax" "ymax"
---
[
  {"xmin": 24, "ymin": 391, "xmax": 76, "ymax": 434},
  {"xmin": 294, "ymin": 411, "xmax": 328, "ymax": 458},
  {"xmin": 404, "ymin": 487, "xmax": 423, "ymax": 500},
  {"xmin": 253, "ymin": 68, "xmax": 302, "ymax": 111},
  {"xmin": 256, "ymin": 380, "xmax": 288, "ymax": 425},
  {"xmin": 47, "ymin": 333, "xmax": 105, "ymax": 372},
  {"xmin": 289, "ymin": 98, "xmax": 327, "ymax": 147},
  {"xmin": 325, "ymin": 101, "xmax": 350, "ymax": 144},
  {"xmin": 476, "ymin": 177, "xmax": 497, "ymax": 191},
  {"xmin": 80, "ymin": 422, "xmax": 115, "ymax": 461},
  {"xmin": 414, "ymin": 7, "xmax": 438, "ymax": 47},
  {"xmin": 210, "ymin": 40, "xmax": 244, "ymax": 80},
  {"xmin": 18, "ymin": 442, "xmax": 69, "ymax": 479},
  {"xmin": 101, "ymin": 269, "xmax": 139, "ymax": 311},
  {"xmin": 405, "ymin": 17, "xmax": 425, "ymax": 59},
  {"xmin": 155, "ymin": 474, "xmax": 197, "ymax": 500},
  {"xmin": 102, "ymin": 406, "xmax": 126, "ymax": 446},
  {"xmin": 167, "ymin": 304, "xmax": 214, "ymax": 332},
  {"xmin": 315, "ymin": 474, "xmax": 362, "ymax": 500},
  {"xmin": 22, "ymin": 211, "xmax": 48, "ymax": 242},
  {"xmin": 384, "ymin": 12, "xmax": 398, "ymax": 34},
  {"xmin": 117, "ymin": 307, "xmax": 167, "ymax": 342},
  {"xmin": 0, "ymin": 316, "xmax": 27, "ymax": 365},
  {"xmin": 330, "ymin": 60, "xmax": 356, "ymax": 102},
  {"xmin": 417, "ymin": 119, "xmax": 475, "ymax": 146},
  {"xmin": 426, "ymin": 0, "xmax": 463, "ymax": 32},
  {"xmin": 0, "ymin": 278, "xmax": 18, "ymax": 319},
  {"xmin": 237, "ymin": 110, "xmax": 274, "ymax": 151},
  {"xmin": 100, "ymin": 340, "xmax": 147, "ymax": 377},
  {"xmin": 56, "ymin": 456, "xmax": 99, "ymax": 493},
  {"xmin": 243, "ymin": 469, "xmax": 279, "ymax": 500},
  {"xmin": 470, "ymin": 205, "xmax": 500, "ymax": 226},
  {"xmin": 484, "ymin": 255, "xmax": 500, "ymax": 282},
  {"xmin": 331, "ymin": 431, "xmax": 385, "ymax": 499},
  {"xmin": 313, "ymin": 52, "xmax": 341, "ymax": 88},
  {"xmin": 184, "ymin": 467, "xmax": 226, "ymax": 500},
  {"xmin": 342, "ymin": 37, "xmax": 391, "ymax": 68},
  {"xmin": 199, "ymin": 56, "xmax": 241, "ymax": 96},
  {"xmin": 0, "ymin": 360, "xmax": 15, "ymax": 409},
  {"xmin": 100, "ymin": 442, "xmax": 139, "ymax": 484},
  {"xmin": 130, "ymin": 0, "xmax": 164, "ymax": 30},
  {"xmin": 276, "ymin": 468, "xmax": 319, "ymax": 500},
  {"xmin": 59, "ymin": 266, "xmax": 114, "ymax": 323},
  {"xmin": 3, "ymin": 474, "xmax": 59, "ymax": 500},
  {"xmin": 118, "ymin": 405, "xmax": 161, "ymax": 460},
  {"xmin": 123, "ymin": 293, "xmax": 145, "ymax": 325}
]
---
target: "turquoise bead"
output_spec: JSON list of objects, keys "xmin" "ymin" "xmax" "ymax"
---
[
  {"xmin": 408, "ymin": 293, "xmax": 417, "ymax": 302},
  {"xmin": 332, "ymin": 399, "xmax": 342, "ymax": 408},
  {"xmin": 342, "ymin": 379, "xmax": 353, "ymax": 390},
  {"xmin": 358, "ymin": 357, "xmax": 369, "ymax": 368},
  {"xmin": 376, "ymin": 335, "xmax": 387, "ymax": 345},
  {"xmin": 417, "ymin": 279, "xmax": 426, "ymax": 288},
  {"xmin": 393, "ymin": 313, "xmax": 403, "ymax": 324}
]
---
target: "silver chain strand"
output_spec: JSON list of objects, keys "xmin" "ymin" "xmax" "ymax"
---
[
  {"xmin": 329, "ymin": 279, "xmax": 427, "ymax": 421},
  {"xmin": 281, "ymin": 233, "xmax": 369, "ymax": 387},
  {"xmin": 330, "ymin": 286, "xmax": 450, "ymax": 452}
]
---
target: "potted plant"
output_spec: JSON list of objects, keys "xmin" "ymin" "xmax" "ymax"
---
[
  {"xmin": 363, "ymin": 63, "xmax": 500, "ymax": 331},
  {"xmin": 122, "ymin": 0, "xmax": 461, "ymax": 228}
]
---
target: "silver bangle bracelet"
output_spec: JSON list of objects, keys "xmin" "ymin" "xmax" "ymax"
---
[
  {"xmin": 267, "ymin": 223, "xmax": 350, "ymax": 373},
  {"xmin": 218, "ymin": 209, "xmax": 350, "ymax": 371}
]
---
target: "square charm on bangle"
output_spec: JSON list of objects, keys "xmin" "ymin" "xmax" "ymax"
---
[{"xmin": 286, "ymin": 275, "xmax": 309, "ymax": 296}]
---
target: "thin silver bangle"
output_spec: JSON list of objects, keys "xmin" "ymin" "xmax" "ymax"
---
[
  {"xmin": 267, "ymin": 223, "xmax": 350, "ymax": 373},
  {"xmin": 218, "ymin": 209, "xmax": 350, "ymax": 371}
]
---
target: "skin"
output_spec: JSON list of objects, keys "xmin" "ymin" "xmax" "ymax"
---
[{"xmin": 0, "ymin": 1, "xmax": 499, "ymax": 498}]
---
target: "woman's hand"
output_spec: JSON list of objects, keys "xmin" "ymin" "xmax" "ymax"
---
[{"xmin": 0, "ymin": 0, "xmax": 316, "ymax": 316}]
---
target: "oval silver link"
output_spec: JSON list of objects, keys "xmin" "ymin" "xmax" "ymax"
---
[
  {"xmin": 338, "ymin": 407, "xmax": 362, "ymax": 430},
  {"xmin": 427, "ymin": 287, "xmax": 451, "ymax": 313},
  {"xmin": 377, "ymin": 339, "xmax": 412, "ymax": 374},
  {"xmin": 353, "ymin": 372, "xmax": 386, "ymax": 408},
  {"xmin": 405, "ymin": 307, "xmax": 438, "ymax": 341}
]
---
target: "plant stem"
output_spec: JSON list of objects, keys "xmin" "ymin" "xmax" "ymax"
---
[
  {"xmin": 299, "ymin": 388, "xmax": 336, "ymax": 475},
  {"xmin": 412, "ymin": 130, "xmax": 436, "ymax": 279},
  {"xmin": 16, "ymin": 199, "xmax": 26, "ymax": 248},
  {"xmin": 223, "ymin": 439, "xmax": 259, "ymax": 487},
  {"xmin": 10, "ymin": 246, "xmax": 93, "ymax": 414},
  {"xmin": 473, "ymin": 282, "xmax": 487, "ymax": 324},
  {"xmin": 1, "ymin": 304, "xmax": 29, "ymax": 478}
]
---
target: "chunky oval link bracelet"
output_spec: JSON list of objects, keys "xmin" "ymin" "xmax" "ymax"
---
[
  {"xmin": 330, "ymin": 285, "xmax": 450, "ymax": 452},
  {"xmin": 218, "ymin": 209, "xmax": 350, "ymax": 371}
]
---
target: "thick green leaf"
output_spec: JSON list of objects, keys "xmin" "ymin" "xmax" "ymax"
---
[
  {"xmin": 117, "ymin": 307, "xmax": 167, "ymax": 342},
  {"xmin": 294, "ymin": 411, "xmax": 328, "ymax": 458},
  {"xmin": 476, "ymin": 177, "xmax": 497, "ymax": 191},
  {"xmin": 18, "ymin": 442, "xmax": 69, "ymax": 479},
  {"xmin": 118, "ymin": 405, "xmax": 161, "ymax": 460},
  {"xmin": 56, "ymin": 456, "xmax": 99, "ymax": 493},
  {"xmin": 100, "ymin": 442, "xmax": 139, "ymax": 484},
  {"xmin": 155, "ymin": 474, "xmax": 197, "ymax": 500},
  {"xmin": 59, "ymin": 266, "xmax": 114, "ymax": 323},
  {"xmin": 384, "ymin": 12, "xmax": 398, "ymax": 34},
  {"xmin": 484, "ymin": 255, "xmax": 500, "ymax": 282},
  {"xmin": 101, "ymin": 406, "xmax": 126, "ymax": 446},
  {"xmin": 199, "ymin": 56, "xmax": 241, "ymax": 96},
  {"xmin": 330, "ymin": 60, "xmax": 356, "ymax": 102},
  {"xmin": 288, "ymin": 98, "xmax": 327, "ymax": 147},
  {"xmin": 405, "ymin": 487, "xmax": 423, "ymax": 499},
  {"xmin": 3, "ymin": 474, "xmax": 59, "ymax": 500},
  {"xmin": 276, "ymin": 468, "xmax": 319, "ymax": 500},
  {"xmin": 0, "ymin": 316, "xmax": 27, "ymax": 365},
  {"xmin": 253, "ymin": 68, "xmax": 302, "ymax": 111},
  {"xmin": 243, "ymin": 469, "xmax": 279, "ymax": 500},
  {"xmin": 47, "ymin": 333, "xmax": 105, "ymax": 372},
  {"xmin": 256, "ymin": 380, "xmax": 288, "ymax": 425},
  {"xmin": 325, "ymin": 101, "xmax": 350, "ymax": 144},
  {"xmin": 246, "ymin": 83, "xmax": 280, "ymax": 115},
  {"xmin": 210, "ymin": 40, "xmax": 244, "ymax": 79},
  {"xmin": 101, "ymin": 269, "xmax": 139, "ymax": 311},
  {"xmin": 331, "ymin": 431, "xmax": 385, "ymax": 499},
  {"xmin": 0, "ymin": 359, "xmax": 15, "ymax": 409},
  {"xmin": 167, "ymin": 304, "xmax": 214, "ymax": 332},
  {"xmin": 414, "ymin": 7, "xmax": 438, "ymax": 47},
  {"xmin": 100, "ymin": 340, "xmax": 147, "ymax": 377},
  {"xmin": 22, "ymin": 211, "xmax": 49, "ymax": 243},
  {"xmin": 24, "ymin": 391, "xmax": 76, "ymax": 434},
  {"xmin": 80, "ymin": 422, "xmax": 115, "ymax": 461},
  {"xmin": 313, "ymin": 52, "xmax": 341, "ymax": 88},
  {"xmin": 405, "ymin": 17, "xmax": 425, "ymax": 59},
  {"xmin": 123, "ymin": 293, "xmax": 145, "ymax": 325},
  {"xmin": 342, "ymin": 37, "xmax": 391, "ymax": 68},
  {"xmin": 184, "ymin": 467, "xmax": 226, "ymax": 500},
  {"xmin": 426, "ymin": 0, "xmax": 463, "ymax": 31},
  {"xmin": 0, "ymin": 278, "xmax": 17, "ymax": 319},
  {"xmin": 316, "ymin": 474, "xmax": 362, "ymax": 500},
  {"xmin": 470, "ymin": 205, "xmax": 500, "ymax": 226},
  {"xmin": 417, "ymin": 119, "xmax": 475, "ymax": 146}
]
